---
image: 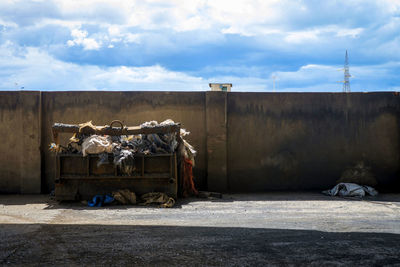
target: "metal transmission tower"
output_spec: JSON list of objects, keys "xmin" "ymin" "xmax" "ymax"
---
[{"xmin": 342, "ymin": 50, "xmax": 351, "ymax": 92}]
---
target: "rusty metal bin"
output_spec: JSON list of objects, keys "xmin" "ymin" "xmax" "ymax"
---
[{"xmin": 52, "ymin": 121, "xmax": 180, "ymax": 201}]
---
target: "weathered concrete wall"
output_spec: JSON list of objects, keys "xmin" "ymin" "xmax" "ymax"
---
[
  {"xmin": 227, "ymin": 92, "xmax": 400, "ymax": 192},
  {"xmin": 0, "ymin": 91, "xmax": 399, "ymax": 193},
  {"xmin": 206, "ymin": 92, "xmax": 228, "ymax": 192},
  {"xmin": 41, "ymin": 91, "xmax": 207, "ymax": 192},
  {"xmin": 0, "ymin": 91, "xmax": 41, "ymax": 193}
]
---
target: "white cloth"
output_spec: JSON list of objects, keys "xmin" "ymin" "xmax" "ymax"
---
[
  {"xmin": 322, "ymin": 183, "xmax": 378, "ymax": 198},
  {"xmin": 81, "ymin": 135, "xmax": 114, "ymax": 156}
]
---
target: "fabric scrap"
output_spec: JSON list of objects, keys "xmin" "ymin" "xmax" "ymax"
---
[
  {"xmin": 140, "ymin": 120, "xmax": 159, "ymax": 128},
  {"xmin": 182, "ymin": 158, "xmax": 198, "ymax": 197},
  {"xmin": 82, "ymin": 135, "xmax": 114, "ymax": 156},
  {"xmin": 113, "ymin": 148, "xmax": 135, "ymax": 175},
  {"xmin": 112, "ymin": 189, "xmax": 136, "ymax": 204},
  {"xmin": 322, "ymin": 183, "xmax": 378, "ymax": 198},
  {"xmin": 79, "ymin": 121, "xmax": 97, "ymax": 134},
  {"xmin": 49, "ymin": 143, "xmax": 64, "ymax": 153},
  {"xmin": 141, "ymin": 192, "xmax": 175, "ymax": 208},
  {"xmin": 97, "ymin": 152, "xmax": 110, "ymax": 167},
  {"xmin": 160, "ymin": 119, "xmax": 176, "ymax": 126}
]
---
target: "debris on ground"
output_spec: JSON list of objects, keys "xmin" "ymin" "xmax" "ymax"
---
[
  {"xmin": 336, "ymin": 161, "xmax": 377, "ymax": 186},
  {"xmin": 112, "ymin": 189, "xmax": 137, "ymax": 205},
  {"xmin": 322, "ymin": 183, "xmax": 378, "ymax": 198},
  {"xmin": 198, "ymin": 191, "xmax": 223, "ymax": 199},
  {"xmin": 87, "ymin": 194, "xmax": 115, "ymax": 207},
  {"xmin": 141, "ymin": 192, "xmax": 176, "ymax": 208},
  {"xmin": 85, "ymin": 191, "xmax": 174, "ymax": 208}
]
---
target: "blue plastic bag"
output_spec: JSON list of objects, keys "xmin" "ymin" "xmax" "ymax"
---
[{"xmin": 88, "ymin": 194, "xmax": 114, "ymax": 207}]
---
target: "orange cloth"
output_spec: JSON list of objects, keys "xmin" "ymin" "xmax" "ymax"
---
[{"xmin": 182, "ymin": 158, "xmax": 198, "ymax": 197}]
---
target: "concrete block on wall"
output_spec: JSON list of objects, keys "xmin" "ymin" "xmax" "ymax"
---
[
  {"xmin": 19, "ymin": 91, "xmax": 41, "ymax": 193},
  {"xmin": 0, "ymin": 91, "xmax": 41, "ymax": 193},
  {"xmin": 206, "ymin": 91, "xmax": 228, "ymax": 192}
]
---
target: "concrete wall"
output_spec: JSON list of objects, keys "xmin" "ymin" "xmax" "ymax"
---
[
  {"xmin": 0, "ymin": 91, "xmax": 399, "ymax": 193},
  {"xmin": 0, "ymin": 92, "xmax": 41, "ymax": 193},
  {"xmin": 226, "ymin": 92, "xmax": 400, "ymax": 192}
]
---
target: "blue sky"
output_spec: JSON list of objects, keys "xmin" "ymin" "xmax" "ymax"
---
[{"xmin": 0, "ymin": 0, "xmax": 399, "ymax": 91}]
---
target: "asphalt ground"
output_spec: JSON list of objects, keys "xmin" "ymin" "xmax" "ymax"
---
[{"xmin": 1, "ymin": 193, "xmax": 399, "ymax": 266}]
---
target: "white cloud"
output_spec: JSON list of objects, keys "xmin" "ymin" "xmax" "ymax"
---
[
  {"xmin": 174, "ymin": 15, "xmax": 211, "ymax": 32},
  {"xmin": 283, "ymin": 25, "xmax": 364, "ymax": 43},
  {"xmin": 0, "ymin": 18, "xmax": 18, "ymax": 29},
  {"xmin": 0, "ymin": 42, "xmax": 399, "ymax": 92},
  {"xmin": 0, "ymin": 0, "xmax": 392, "ymax": 52},
  {"xmin": 336, "ymin": 27, "xmax": 363, "ymax": 38},
  {"xmin": 106, "ymin": 26, "xmax": 141, "ymax": 44},
  {"xmin": 67, "ymin": 28, "xmax": 101, "ymax": 50},
  {"xmin": 285, "ymin": 30, "xmax": 319, "ymax": 43},
  {"xmin": 381, "ymin": 0, "xmax": 400, "ymax": 13},
  {"xmin": 0, "ymin": 0, "xmax": 396, "ymax": 36},
  {"xmin": 71, "ymin": 28, "xmax": 87, "ymax": 39},
  {"xmin": 271, "ymin": 64, "xmax": 339, "ymax": 85},
  {"xmin": 268, "ymin": 62, "xmax": 400, "ymax": 92},
  {"xmin": 0, "ymin": 44, "xmax": 206, "ymax": 90},
  {"xmin": 0, "ymin": 0, "xmax": 399, "ymax": 92}
]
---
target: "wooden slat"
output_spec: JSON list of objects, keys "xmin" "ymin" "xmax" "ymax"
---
[
  {"xmin": 60, "ymin": 173, "xmax": 172, "ymax": 180},
  {"xmin": 52, "ymin": 122, "xmax": 180, "ymax": 136}
]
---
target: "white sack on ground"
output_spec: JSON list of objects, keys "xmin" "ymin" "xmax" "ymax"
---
[{"xmin": 322, "ymin": 183, "xmax": 378, "ymax": 198}]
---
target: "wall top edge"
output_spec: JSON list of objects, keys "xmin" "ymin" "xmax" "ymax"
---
[{"xmin": 0, "ymin": 90, "xmax": 398, "ymax": 95}]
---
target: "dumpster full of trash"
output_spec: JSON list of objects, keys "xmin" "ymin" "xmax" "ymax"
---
[{"xmin": 50, "ymin": 120, "xmax": 197, "ymax": 201}]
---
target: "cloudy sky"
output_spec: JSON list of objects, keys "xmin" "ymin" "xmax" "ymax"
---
[{"xmin": 0, "ymin": 0, "xmax": 399, "ymax": 91}]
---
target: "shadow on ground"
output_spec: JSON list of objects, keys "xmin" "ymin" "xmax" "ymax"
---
[{"xmin": 0, "ymin": 224, "xmax": 399, "ymax": 266}]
